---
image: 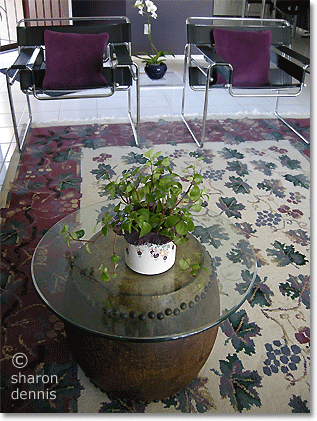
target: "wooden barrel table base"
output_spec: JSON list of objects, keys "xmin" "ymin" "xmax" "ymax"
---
[{"xmin": 65, "ymin": 322, "xmax": 218, "ymax": 402}]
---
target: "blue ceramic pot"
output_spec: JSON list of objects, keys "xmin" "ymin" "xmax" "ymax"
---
[{"xmin": 145, "ymin": 63, "xmax": 167, "ymax": 80}]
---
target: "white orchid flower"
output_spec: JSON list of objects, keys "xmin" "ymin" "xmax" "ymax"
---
[
  {"xmin": 134, "ymin": 0, "xmax": 144, "ymax": 14},
  {"xmin": 132, "ymin": 0, "xmax": 174, "ymax": 65},
  {"xmin": 145, "ymin": 1, "xmax": 157, "ymax": 14}
]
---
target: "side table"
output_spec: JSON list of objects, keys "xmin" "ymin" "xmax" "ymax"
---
[{"xmin": 31, "ymin": 202, "xmax": 257, "ymax": 401}]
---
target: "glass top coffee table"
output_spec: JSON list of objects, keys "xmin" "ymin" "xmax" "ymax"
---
[
  {"xmin": 31, "ymin": 201, "xmax": 257, "ymax": 401},
  {"xmin": 139, "ymin": 70, "xmax": 184, "ymax": 89}
]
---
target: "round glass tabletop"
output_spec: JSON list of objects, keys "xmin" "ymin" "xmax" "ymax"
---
[{"xmin": 31, "ymin": 201, "xmax": 257, "ymax": 341}]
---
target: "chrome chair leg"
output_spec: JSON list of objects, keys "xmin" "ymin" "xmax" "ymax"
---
[
  {"xmin": 200, "ymin": 67, "xmax": 211, "ymax": 147},
  {"xmin": 182, "ymin": 55, "xmax": 217, "ymax": 148},
  {"xmin": 274, "ymin": 97, "xmax": 309, "ymax": 145},
  {"xmin": 181, "ymin": 47, "xmax": 199, "ymax": 145},
  {"xmin": 6, "ymin": 68, "xmax": 32, "ymax": 153},
  {"xmin": 127, "ymin": 63, "xmax": 140, "ymax": 147},
  {"xmin": 181, "ymin": 46, "xmax": 211, "ymax": 148},
  {"xmin": 181, "ymin": 48, "xmax": 203, "ymax": 147},
  {"xmin": 180, "ymin": 46, "xmax": 188, "ymax": 120}
]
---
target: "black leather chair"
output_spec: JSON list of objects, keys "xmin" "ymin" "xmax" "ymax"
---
[
  {"xmin": 181, "ymin": 17, "xmax": 309, "ymax": 147},
  {"xmin": 274, "ymin": 1, "xmax": 310, "ymax": 37},
  {"xmin": 6, "ymin": 16, "xmax": 140, "ymax": 152}
]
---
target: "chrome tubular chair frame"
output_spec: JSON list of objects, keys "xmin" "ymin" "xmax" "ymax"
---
[
  {"xmin": 181, "ymin": 17, "xmax": 309, "ymax": 148},
  {"xmin": 6, "ymin": 16, "xmax": 140, "ymax": 152}
]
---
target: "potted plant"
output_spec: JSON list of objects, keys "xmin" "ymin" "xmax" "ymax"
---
[
  {"xmin": 132, "ymin": 0, "xmax": 175, "ymax": 79},
  {"xmin": 62, "ymin": 149, "xmax": 209, "ymax": 279}
]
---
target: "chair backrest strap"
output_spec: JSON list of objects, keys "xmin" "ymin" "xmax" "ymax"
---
[
  {"xmin": 16, "ymin": 16, "xmax": 131, "ymax": 47},
  {"xmin": 186, "ymin": 17, "xmax": 292, "ymax": 48}
]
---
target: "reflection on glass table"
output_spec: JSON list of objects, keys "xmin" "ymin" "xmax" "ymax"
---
[{"xmin": 139, "ymin": 70, "xmax": 183, "ymax": 89}]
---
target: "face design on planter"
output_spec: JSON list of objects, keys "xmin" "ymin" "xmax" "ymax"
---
[
  {"xmin": 124, "ymin": 241, "xmax": 176, "ymax": 275},
  {"xmin": 130, "ymin": 242, "xmax": 173, "ymax": 260}
]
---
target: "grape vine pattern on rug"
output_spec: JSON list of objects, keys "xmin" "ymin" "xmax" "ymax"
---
[{"xmin": 1, "ymin": 118, "xmax": 310, "ymax": 413}]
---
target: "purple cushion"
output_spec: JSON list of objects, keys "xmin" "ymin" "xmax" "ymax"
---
[
  {"xmin": 213, "ymin": 28, "xmax": 271, "ymax": 87},
  {"xmin": 43, "ymin": 30, "xmax": 109, "ymax": 90}
]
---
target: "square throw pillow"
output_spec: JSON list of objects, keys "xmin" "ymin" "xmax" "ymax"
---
[
  {"xmin": 213, "ymin": 28, "xmax": 271, "ymax": 87},
  {"xmin": 43, "ymin": 30, "xmax": 109, "ymax": 90}
]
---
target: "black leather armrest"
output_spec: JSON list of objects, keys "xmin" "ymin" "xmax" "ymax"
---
[
  {"xmin": 11, "ymin": 47, "xmax": 43, "ymax": 70},
  {"xmin": 196, "ymin": 45, "xmax": 232, "ymax": 84},
  {"xmin": 275, "ymin": 46, "xmax": 310, "ymax": 68},
  {"xmin": 270, "ymin": 46, "xmax": 306, "ymax": 84},
  {"xmin": 111, "ymin": 43, "xmax": 133, "ymax": 66},
  {"xmin": 6, "ymin": 47, "xmax": 44, "ymax": 88}
]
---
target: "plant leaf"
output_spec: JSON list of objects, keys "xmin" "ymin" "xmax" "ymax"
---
[
  {"xmin": 144, "ymin": 148, "xmax": 154, "ymax": 158},
  {"xmin": 74, "ymin": 230, "xmax": 85, "ymax": 239},
  {"xmin": 100, "ymin": 268, "xmax": 110, "ymax": 282},
  {"xmin": 175, "ymin": 220, "xmax": 189, "ymax": 236},
  {"xmin": 179, "ymin": 258, "xmax": 190, "ymax": 270},
  {"xmin": 139, "ymin": 221, "xmax": 152, "ymax": 238},
  {"xmin": 111, "ymin": 254, "xmax": 121, "ymax": 264}
]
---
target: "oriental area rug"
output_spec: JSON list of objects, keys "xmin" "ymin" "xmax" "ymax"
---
[{"xmin": 1, "ymin": 118, "xmax": 310, "ymax": 413}]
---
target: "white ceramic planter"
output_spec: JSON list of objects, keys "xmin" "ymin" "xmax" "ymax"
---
[{"xmin": 124, "ymin": 240, "xmax": 176, "ymax": 275}]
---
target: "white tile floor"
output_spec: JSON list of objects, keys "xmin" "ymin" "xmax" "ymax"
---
[{"xmin": 0, "ymin": 31, "xmax": 310, "ymax": 196}]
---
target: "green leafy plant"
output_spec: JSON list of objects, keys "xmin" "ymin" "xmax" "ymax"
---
[
  {"xmin": 63, "ymin": 148, "xmax": 209, "ymax": 280},
  {"xmin": 132, "ymin": 1, "xmax": 174, "ymax": 64}
]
